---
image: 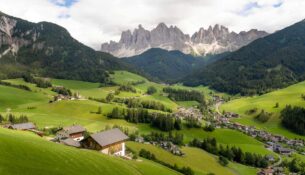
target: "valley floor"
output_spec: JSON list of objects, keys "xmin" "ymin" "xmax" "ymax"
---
[{"xmin": 0, "ymin": 71, "xmax": 304, "ymax": 175}]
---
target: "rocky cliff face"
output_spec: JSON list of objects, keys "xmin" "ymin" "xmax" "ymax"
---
[
  {"xmin": 0, "ymin": 14, "xmax": 43, "ymax": 59},
  {"xmin": 101, "ymin": 23, "xmax": 268, "ymax": 57}
]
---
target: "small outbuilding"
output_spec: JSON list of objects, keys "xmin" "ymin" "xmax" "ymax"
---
[
  {"xmin": 82, "ymin": 128, "xmax": 129, "ymax": 156},
  {"xmin": 8, "ymin": 122, "xmax": 36, "ymax": 130},
  {"xmin": 60, "ymin": 138, "xmax": 81, "ymax": 148},
  {"xmin": 56, "ymin": 125, "xmax": 86, "ymax": 141}
]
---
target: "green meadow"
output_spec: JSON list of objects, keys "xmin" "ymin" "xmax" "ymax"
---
[
  {"xmin": 127, "ymin": 141, "xmax": 258, "ymax": 175},
  {"xmin": 221, "ymin": 81, "xmax": 305, "ymax": 140},
  {"xmin": 0, "ymin": 71, "xmax": 284, "ymax": 174},
  {"xmin": 0, "ymin": 128, "xmax": 179, "ymax": 175}
]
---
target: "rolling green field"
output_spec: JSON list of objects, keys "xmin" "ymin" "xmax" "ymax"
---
[
  {"xmin": 0, "ymin": 128, "xmax": 179, "ymax": 175},
  {"xmin": 177, "ymin": 128, "xmax": 275, "ymax": 156},
  {"xmin": 0, "ymin": 71, "xmax": 288, "ymax": 174},
  {"xmin": 127, "ymin": 142, "xmax": 258, "ymax": 175},
  {"xmin": 221, "ymin": 81, "xmax": 305, "ymax": 140}
]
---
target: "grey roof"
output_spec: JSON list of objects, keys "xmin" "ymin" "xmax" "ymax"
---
[
  {"xmin": 63, "ymin": 125, "xmax": 86, "ymax": 134},
  {"xmin": 61, "ymin": 138, "xmax": 81, "ymax": 148},
  {"xmin": 91, "ymin": 128, "xmax": 129, "ymax": 147},
  {"xmin": 10, "ymin": 122, "xmax": 36, "ymax": 130}
]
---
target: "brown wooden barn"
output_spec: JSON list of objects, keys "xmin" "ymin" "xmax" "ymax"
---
[
  {"xmin": 82, "ymin": 128, "xmax": 128, "ymax": 156},
  {"xmin": 56, "ymin": 125, "xmax": 86, "ymax": 141}
]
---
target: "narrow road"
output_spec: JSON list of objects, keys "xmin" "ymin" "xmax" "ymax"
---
[{"xmin": 215, "ymin": 101, "xmax": 223, "ymax": 115}]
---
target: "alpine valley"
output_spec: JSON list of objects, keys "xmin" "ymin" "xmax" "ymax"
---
[{"xmin": 1, "ymin": 5, "xmax": 305, "ymax": 175}]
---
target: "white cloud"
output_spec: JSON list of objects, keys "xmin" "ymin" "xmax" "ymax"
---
[{"xmin": 0, "ymin": 0, "xmax": 305, "ymax": 49}]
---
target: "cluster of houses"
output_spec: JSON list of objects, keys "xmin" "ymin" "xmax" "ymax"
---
[
  {"xmin": 53, "ymin": 93, "xmax": 83, "ymax": 102},
  {"xmin": 174, "ymin": 107, "xmax": 203, "ymax": 120},
  {"xmin": 4, "ymin": 122, "xmax": 129, "ymax": 157},
  {"xmin": 257, "ymin": 166, "xmax": 285, "ymax": 175},
  {"xmin": 56, "ymin": 126, "xmax": 129, "ymax": 156},
  {"xmin": 135, "ymin": 136, "xmax": 184, "ymax": 156},
  {"xmin": 216, "ymin": 116, "xmax": 304, "ymax": 156}
]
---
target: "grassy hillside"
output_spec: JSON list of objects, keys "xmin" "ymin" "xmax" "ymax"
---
[
  {"xmin": 0, "ymin": 71, "xmax": 280, "ymax": 174},
  {"xmin": 127, "ymin": 142, "xmax": 258, "ymax": 175},
  {"xmin": 178, "ymin": 128, "xmax": 275, "ymax": 156},
  {"xmin": 0, "ymin": 128, "xmax": 179, "ymax": 175},
  {"xmin": 221, "ymin": 81, "xmax": 305, "ymax": 140}
]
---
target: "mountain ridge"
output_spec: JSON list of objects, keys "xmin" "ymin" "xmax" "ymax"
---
[
  {"xmin": 183, "ymin": 19, "xmax": 305, "ymax": 95},
  {"xmin": 0, "ymin": 12, "xmax": 128, "ymax": 83},
  {"xmin": 101, "ymin": 23, "xmax": 268, "ymax": 57}
]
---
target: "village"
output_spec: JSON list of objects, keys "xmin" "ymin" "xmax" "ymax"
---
[
  {"xmin": 1, "ymin": 94, "xmax": 304, "ymax": 175},
  {"xmin": 211, "ymin": 97, "xmax": 305, "ymax": 175}
]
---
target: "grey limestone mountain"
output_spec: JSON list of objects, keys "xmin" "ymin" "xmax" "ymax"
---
[{"xmin": 101, "ymin": 23, "xmax": 268, "ymax": 57}]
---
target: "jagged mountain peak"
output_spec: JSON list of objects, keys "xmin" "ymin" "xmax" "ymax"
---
[{"xmin": 101, "ymin": 23, "xmax": 268, "ymax": 57}]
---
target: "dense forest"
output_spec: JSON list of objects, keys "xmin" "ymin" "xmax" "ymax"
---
[
  {"xmin": 107, "ymin": 107, "xmax": 181, "ymax": 131},
  {"xmin": 163, "ymin": 87, "xmax": 205, "ymax": 103},
  {"xmin": 184, "ymin": 19, "xmax": 305, "ymax": 95},
  {"xmin": 123, "ymin": 48, "xmax": 206, "ymax": 83},
  {"xmin": 0, "ymin": 12, "xmax": 129, "ymax": 84},
  {"xmin": 281, "ymin": 105, "xmax": 305, "ymax": 135}
]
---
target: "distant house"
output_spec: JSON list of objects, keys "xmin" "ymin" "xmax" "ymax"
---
[
  {"xmin": 60, "ymin": 138, "xmax": 81, "ymax": 148},
  {"xmin": 257, "ymin": 167, "xmax": 273, "ymax": 175},
  {"xmin": 56, "ymin": 125, "xmax": 86, "ymax": 141},
  {"xmin": 277, "ymin": 147, "xmax": 293, "ymax": 155},
  {"xmin": 8, "ymin": 122, "xmax": 36, "ymax": 131},
  {"xmin": 82, "ymin": 128, "xmax": 129, "ymax": 156}
]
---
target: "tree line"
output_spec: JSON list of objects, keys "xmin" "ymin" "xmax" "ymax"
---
[
  {"xmin": 0, "ymin": 80, "xmax": 31, "ymax": 91},
  {"xmin": 51, "ymin": 86, "xmax": 72, "ymax": 96},
  {"xmin": 163, "ymin": 87, "xmax": 205, "ymax": 103},
  {"xmin": 118, "ymin": 84, "xmax": 137, "ymax": 93},
  {"xmin": 22, "ymin": 74, "xmax": 52, "ymax": 88},
  {"xmin": 190, "ymin": 138, "xmax": 268, "ymax": 168},
  {"xmin": 136, "ymin": 131, "xmax": 184, "ymax": 146},
  {"xmin": 0, "ymin": 114, "xmax": 29, "ymax": 124},
  {"xmin": 281, "ymin": 105, "xmax": 305, "ymax": 135},
  {"xmin": 114, "ymin": 98, "xmax": 171, "ymax": 112},
  {"xmin": 108, "ymin": 107, "xmax": 182, "ymax": 131}
]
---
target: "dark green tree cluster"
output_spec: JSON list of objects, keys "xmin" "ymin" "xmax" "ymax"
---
[
  {"xmin": 190, "ymin": 138, "xmax": 268, "ymax": 168},
  {"xmin": 147, "ymin": 86, "xmax": 157, "ymax": 95},
  {"xmin": 142, "ymin": 131, "xmax": 184, "ymax": 146},
  {"xmin": 2, "ymin": 114, "xmax": 29, "ymax": 124},
  {"xmin": 281, "ymin": 105, "xmax": 305, "ymax": 135},
  {"xmin": 118, "ymin": 84, "xmax": 136, "ymax": 93},
  {"xmin": 163, "ymin": 87, "xmax": 205, "ymax": 103},
  {"xmin": 185, "ymin": 117, "xmax": 202, "ymax": 128},
  {"xmin": 22, "ymin": 74, "xmax": 52, "ymax": 88},
  {"xmin": 51, "ymin": 86, "xmax": 72, "ymax": 96},
  {"xmin": 219, "ymin": 156, "xmax": 229, "ymax": 166},
  {"xmin": 0, "ymin": 80, "xmax": 31, "ymax": 91},
  {"xmin": 129, "ymin": 80, "xmax": 146, "ymax": 86},
  {"xmin": 255, "ymin": 110, "xmax": 272, "ymax": 123},
  {"xmin": 139, "ymin": 149, "xmax": 156, "ymax": 160},
  {"xmin": 138, "ymin": 148, "xmax": 194, "ymax": 175},
  {"xmin": 282, "ymin": 158, "xmax": 305, "ymax": 174},
  {"xmin": 107, "ymin": 107, "xmax": 182, "ymax": 131},
  {"xmin": 122, "ymin": 98, "xmax": 171, "ymax": 112}
]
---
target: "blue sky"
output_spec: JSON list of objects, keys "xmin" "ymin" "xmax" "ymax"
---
[{"xmin": 50, "ymin": 0, "xmax": 78, "ymax": 8}]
